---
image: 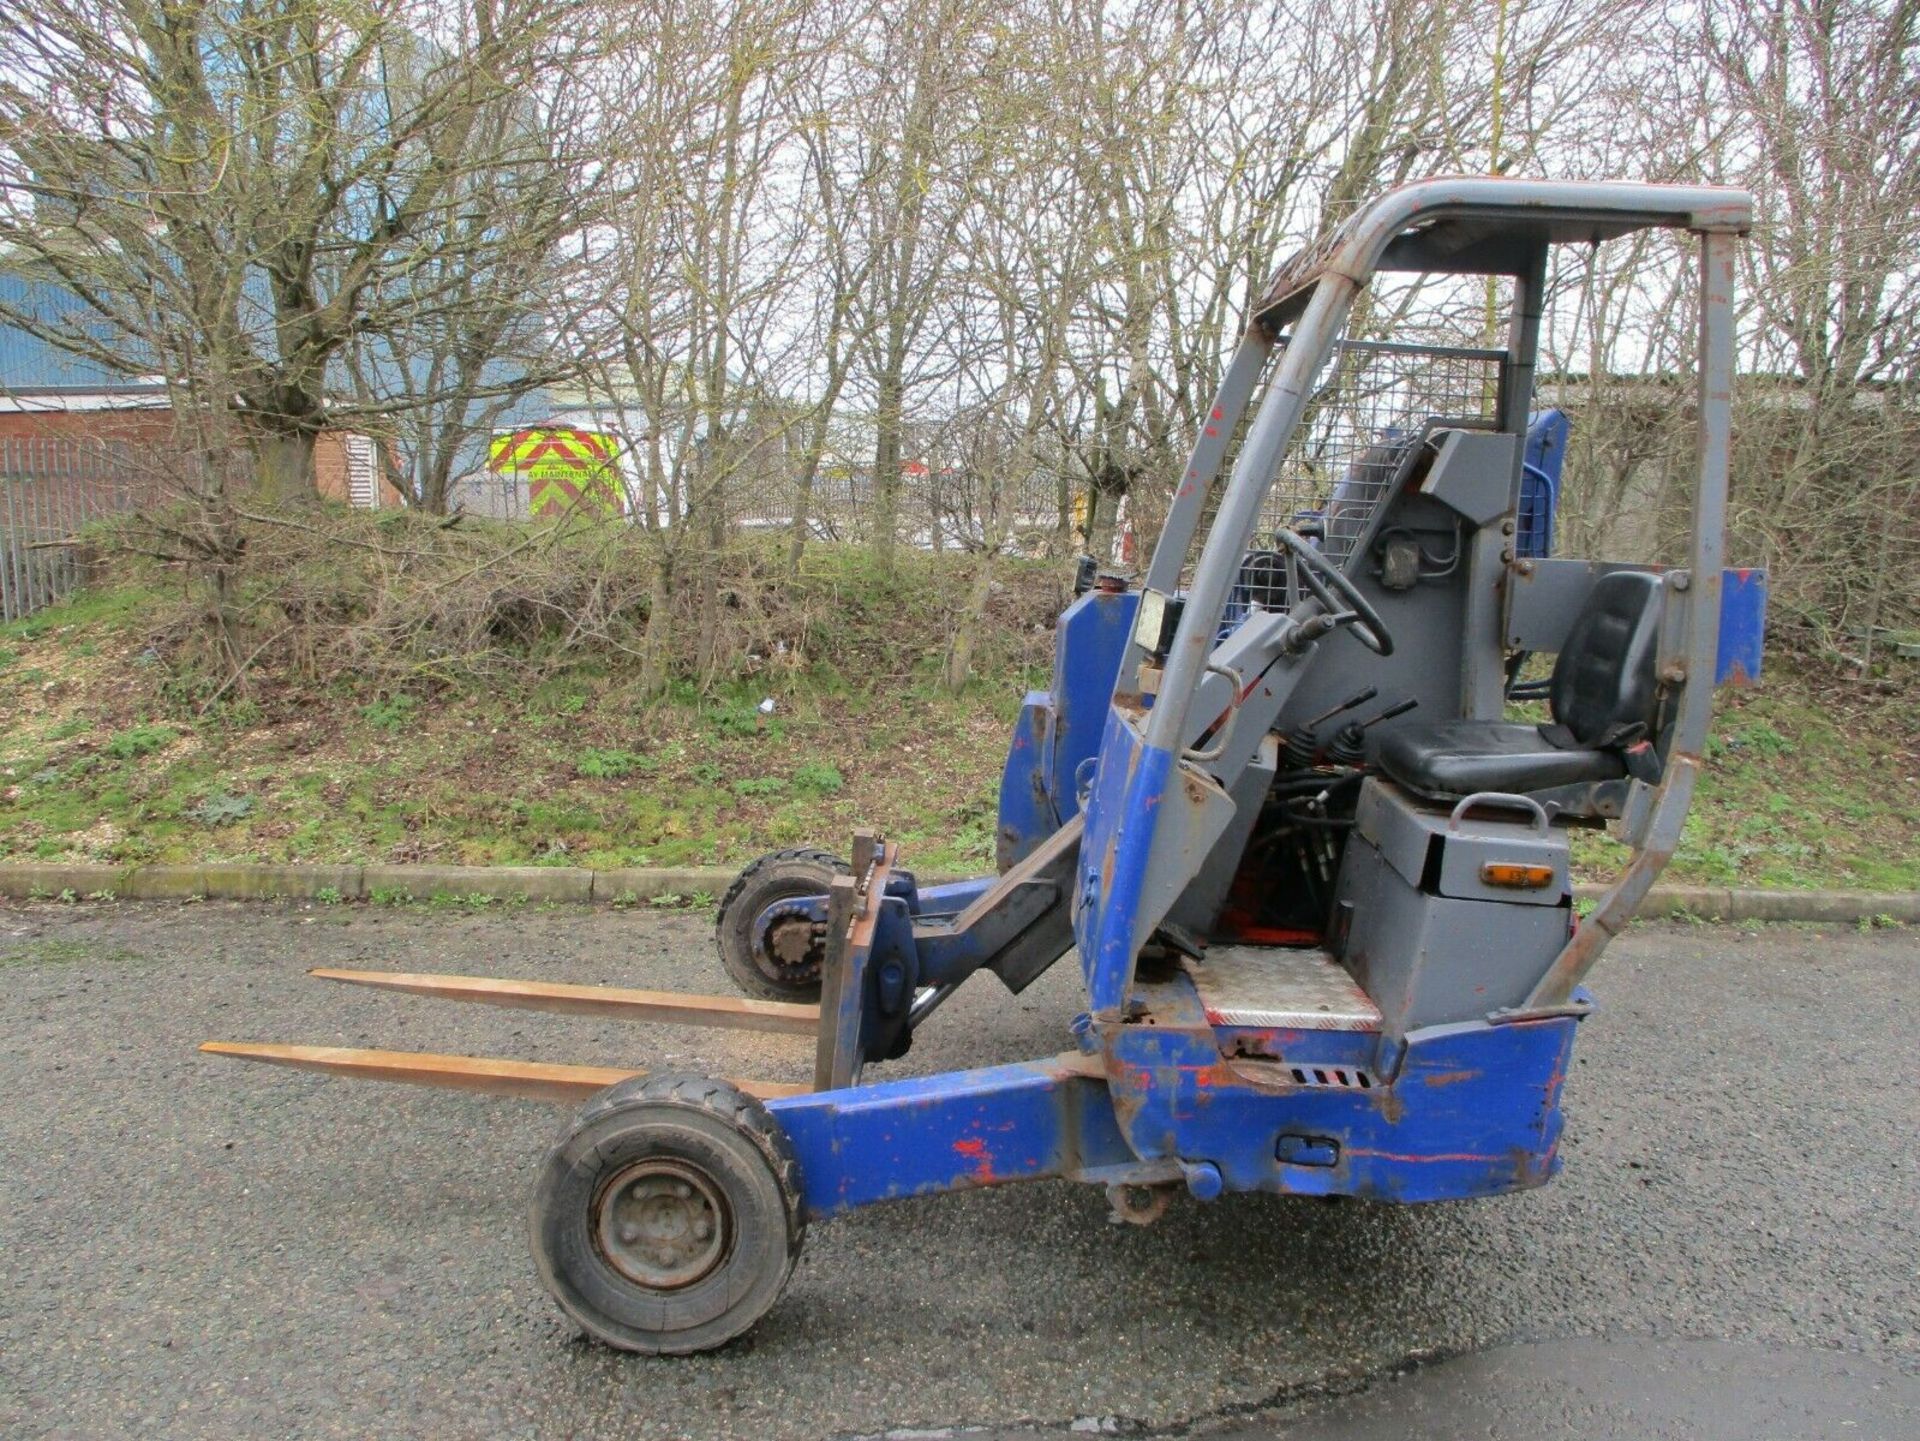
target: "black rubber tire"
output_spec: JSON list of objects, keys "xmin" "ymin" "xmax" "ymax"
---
[
  {"xmin": 714, "ymin": 848, "xmax": 851, "ymax": 1002},
  {"xmin": 529, "ymin": 1073, "xmax": 806, "ymax": 1355}
]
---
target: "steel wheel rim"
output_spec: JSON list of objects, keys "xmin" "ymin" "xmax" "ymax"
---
[
  {"xmin": 592, "ymin": 1159, "xmax": 730, "ymax": 1291},
  {"xmin": 752, "ymin": 900, "xmax": 825, "ymax": 986}
]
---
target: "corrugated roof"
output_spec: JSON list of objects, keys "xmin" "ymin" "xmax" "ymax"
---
[{"xmin": 0, "ymin": 270, "xmax": 163, "ymax": 391}]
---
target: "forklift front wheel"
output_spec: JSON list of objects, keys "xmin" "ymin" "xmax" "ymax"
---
[
  {"xmin": 715, "ymin": 848, "xmax": 851, "ymax": 1001},
  {"xmin": 530, "ymin": 1073, "xmax": 806, "ymax": 1355}
]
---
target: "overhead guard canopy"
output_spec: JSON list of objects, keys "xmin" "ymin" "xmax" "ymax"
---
[{"xmin": 1252, "ymin": 177, "xmax": 1755, "ymax": 331}]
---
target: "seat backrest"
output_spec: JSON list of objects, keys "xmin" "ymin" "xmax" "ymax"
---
[{"xmin": 1549, "ymin": 570, "xmax": 1664, "ymax": 746}]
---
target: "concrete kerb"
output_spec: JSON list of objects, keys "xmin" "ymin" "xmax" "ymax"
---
[
  {"xmin": 1571, "ymin": 883, "xmax": 1917, "ymax": 923},
  {"xmin": 0, "ymin": 863, "xmax": 1911, "ymax": 925},
  {"xmin": 591, "ymin": 868, "xmax": 737, "ymax": 904},
  {"xmin": 0, "ymin": 862, "xmax": 731, "ymax": 906},
  {"xmin": 360, "ymin": 864, "xmax": 594, "ymax": 904}
]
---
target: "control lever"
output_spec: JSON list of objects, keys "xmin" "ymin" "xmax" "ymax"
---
[
  {"xmin": 1325, "ymin": 697, "xmax": 1419, "ymax": 768},
  {"xmin": 1282, "ymin": 687, "xmax": 1380, "ymax": 769}
]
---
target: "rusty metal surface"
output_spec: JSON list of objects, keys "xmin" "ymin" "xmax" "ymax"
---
[
  {"xmin": 307, "ymin": 968, "xmax": 820, "ymax": 1034},
  {"xmin": 1525, "ymin": 230, "xmax": 1739, "ymax": 1011},
  {"xmin": 813, "ymin": 837, "xmax": 898, "ymax": 1092}
]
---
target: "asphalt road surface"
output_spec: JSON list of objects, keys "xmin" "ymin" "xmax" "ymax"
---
[{"xmin": 1, "ymin": 902, "xmax": 1914, "ymax": 1440}]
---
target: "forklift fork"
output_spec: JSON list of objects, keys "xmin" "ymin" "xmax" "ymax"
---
[{"xmin": 201, "ymin": 830, "xmax": 903, "ymax": 1104}]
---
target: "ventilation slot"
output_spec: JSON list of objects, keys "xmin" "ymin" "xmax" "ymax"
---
[{"xmin": 1289, "ymin": 1065, "xmax": 1375, "ymax": 1090}]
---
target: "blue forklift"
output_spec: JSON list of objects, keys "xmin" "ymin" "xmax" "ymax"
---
[{"xmin": 208, "ymin": 178, "xmax": 1768, "ymax": 1354}]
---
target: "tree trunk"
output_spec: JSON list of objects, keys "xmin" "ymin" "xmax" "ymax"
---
[
  {"xmin": 253, "ymin": 429, "xmax": 317, "ymax": 506},
  {"xmin": 871, "ymin": 368, "xmax": 903, "ymax": 568},
  {"xmin": 787, "ymin": 458, "xmax": 818, "ymax": 576},
  {"xmin": 787, "ymin": 387, "xmax": 845, "ymax": 577},
  {"xmin": 1086, "ymin": 483, "xmax": 1120, "ymax": 564},
  {"xmin": 787, "ymin": 307, "xmax": 855, "ymax": 577},
  {"xmin": 393, "ymin": 440, "xmax": 427, "ymax": 512},
  {"xmin": 694, "ymin": 507, "xmax": 726, "ymax": 682},
  {"xmin": 944, "ymin": 550, "xmax": 996, "ymax": 693},
  {"xmin": 639, "ymin": 547, "xmax": 675, "ymax": 696}
]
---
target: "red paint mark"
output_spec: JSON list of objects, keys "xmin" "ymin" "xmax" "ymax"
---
[
  {"xmin": 1211, "ymin": 407, "xmax": 1223, "ymax": 421},
  {"xmin": 952, "ymin": 1135, "xmax": 996, "ymax": 1183},
  {"xmin": 1204, "ymin": 426, "xmax": 1218, "ymax": 438}
]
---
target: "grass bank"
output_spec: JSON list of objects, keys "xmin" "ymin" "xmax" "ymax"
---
[
  {"xmin": 0, "ymin": 541, "xmax": 1913, "ymax": 891},
  {"xmin": 0, "ymin": 539, "xmax": 1060, "ymax": 875}
]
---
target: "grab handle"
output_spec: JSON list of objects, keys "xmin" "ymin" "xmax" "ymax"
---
[
  {"xmin": 1183, "ymin": 663, "xmax": 1244, "ymax": 764},
  {"xmin": 1448, "ymin": 791, "xmax": 1551, "ymax": 833}
]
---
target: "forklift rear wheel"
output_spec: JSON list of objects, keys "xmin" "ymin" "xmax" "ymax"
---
[
  {"xmin": 530, "ymin": 1073, "xmax": 806, "ymax": 1355},
  {"xmin": 715, "ymin": 848, "xmax": 851, "ymax": 1001}
]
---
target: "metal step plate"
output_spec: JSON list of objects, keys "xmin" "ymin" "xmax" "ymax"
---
[{"xmin": 1184, "ymin": 945, "xmax": 1383, "ymax": 1031}]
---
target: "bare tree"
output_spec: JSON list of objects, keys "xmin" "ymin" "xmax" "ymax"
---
[
  {"xmin": 1703, "ymin": 0, "xmax": 1920, "ymax": 644},
  {"xmin": 0, "ymin": 0, "xmax": 616, "ymax": 501},
  {"xmin": 1542, "ymin": 0, "xmax": 1920, "ymax": 645},
  {"xmin": 341, "ymin": 71, "xmax": 621, "ymax": 513},
  {"xmin": 582, "ymin": 0, "xmax": 816, "ymax": 689},
  {"xmin": 780, "ymin": 53, "xmax": 878, "ymax": 575},
  {"xmin": 838, "ymin": 0, "xmax": 1005, "ymax": 568},
  {"xmin": 930, "ymin": 21, "xmax": 1090, "ymax": 689}
]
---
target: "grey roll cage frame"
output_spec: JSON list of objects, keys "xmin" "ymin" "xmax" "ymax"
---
[{"xmin": 1118, "ymin": 177, "xmax": 1754, "ymax": 1015}]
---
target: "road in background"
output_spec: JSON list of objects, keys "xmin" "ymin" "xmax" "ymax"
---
[{"xmin": 1, "ymin": 904, "xmax": 1914, "ymax": 1439}]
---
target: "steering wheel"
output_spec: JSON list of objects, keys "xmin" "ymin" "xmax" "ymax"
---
[{"xmin": 1271, "ymin": 529, "xmax": 1394, "ymax": 656}]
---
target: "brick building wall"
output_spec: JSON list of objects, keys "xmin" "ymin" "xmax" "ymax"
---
[
  {"xmin": 0, "ymin": 404, "xmax": 402, "ymax": 507},
  {"xmin": 313, "ymin": 431, "xmax": 405, "ymax": 508},
  {"xmin": 313, "ymin": 430, "xmax": 349, "ymax": 502},
  {"xmin": 0, "ymin": 407, "xmax": 176, "ymax": 444}
]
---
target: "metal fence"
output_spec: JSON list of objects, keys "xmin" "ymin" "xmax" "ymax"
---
[{"xmin": 0, "ymin": 437, "xmax": 171, "ymax": 622}]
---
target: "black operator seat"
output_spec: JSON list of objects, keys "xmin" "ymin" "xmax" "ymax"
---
[{"xmin": 1377, "ymin": 571, "xmax": 1665, "ymax": 806}]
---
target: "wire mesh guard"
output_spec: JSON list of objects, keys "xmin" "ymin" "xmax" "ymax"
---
[{"xmin": 1226, "ymin": 337, "xmax": 1505, "ymax": 624}]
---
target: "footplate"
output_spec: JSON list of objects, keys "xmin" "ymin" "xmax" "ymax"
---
[{"xmin": 1183, "ymin": 946, "xmax": 1382, "ymax": 1031}]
